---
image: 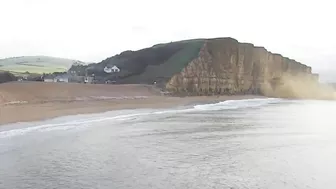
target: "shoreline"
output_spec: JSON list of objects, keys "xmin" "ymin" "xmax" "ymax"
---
[{"xmin": 0, "ymin": 95, "xmax": 263, "ymax": 126}]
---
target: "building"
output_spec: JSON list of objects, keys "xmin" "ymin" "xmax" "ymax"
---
[
  {"xmin": 111, "ymin": 65, "xmax": 120, "ymax": 72},
  {"xmin": 104, "ymin": 65, "xmax": 120, "ymax": 73},
  {"xmin": 43, "ymin": 75, "xmax": 55, "ymax": 82},
  {"xmin": 68, "ymin": 75, "xmax": 84, "ymax": 83},
  {"xmin": 84, "ymin": 76, "xmax": 94, "ymax": 84},
  {"xmin": 54, "ymin": 74, "xmax": 70, "ymax": 83}
]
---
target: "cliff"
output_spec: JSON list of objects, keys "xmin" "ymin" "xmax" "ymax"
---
[
  {"xmin": 166, "ymin": 38, "xmax": 317, "ymax": 96},
  {"xmin": 89, "ymin": 37, "xmax": 324, "ymax": 98}
]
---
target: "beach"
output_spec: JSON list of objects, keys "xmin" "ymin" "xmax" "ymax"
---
[
  {"xmin": 1, "ymin": 96, "xmax": 336, "ymax": 189},
  {"xmin": 0, "ymin": 82, "xmax": 262, "ymax": 125}
]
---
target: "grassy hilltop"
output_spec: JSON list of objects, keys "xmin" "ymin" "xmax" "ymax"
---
[
  {"xmin": 87, "ymin": 39, "xmax": 206, "ymax": 84},
  {"xmin": 0, "ymin": 56, "xmax": 83, "ymax": 74}
]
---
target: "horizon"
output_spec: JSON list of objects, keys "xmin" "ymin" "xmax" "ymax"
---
[
  {"xmin": 0, "ymin": 36, "xmax": 325, "ymax": 66},
  {"xmin": 1, "ymin": 0, "xmax": 336, "ymax": 81}
]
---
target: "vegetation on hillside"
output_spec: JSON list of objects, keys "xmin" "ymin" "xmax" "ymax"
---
[
  {"xmin": 0, "ymin": 72, "xmax": 17, "ymax": 83},
  {"xmin": 89, "ymin": 39, "xmax": 205, "ymax": 84},
  {"xmin": 68, "ymin": 63, "xmax": 96, "ymax": 76},
  {"xmin": 0, "ymin": 56, "xmax": 83, "ymax": 74}
]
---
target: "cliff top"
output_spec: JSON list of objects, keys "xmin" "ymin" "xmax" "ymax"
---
[{"xmin": 84, "ymin": 37, "xmax": 311, "ymax": 85}]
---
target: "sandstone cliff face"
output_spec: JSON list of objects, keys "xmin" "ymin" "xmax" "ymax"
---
[{"xmin": 166, "ymin": 38, "xmax": 318, "ymax": 97}]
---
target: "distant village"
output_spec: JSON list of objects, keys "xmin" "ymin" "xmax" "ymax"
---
[{"xmin": 17, "ymin": 65, "xmax": 122, "ymax": 84}]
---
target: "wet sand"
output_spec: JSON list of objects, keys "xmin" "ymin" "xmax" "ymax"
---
[{"xmin": 0, "ymin": 82, "xmax": 263, "ymax": 125}]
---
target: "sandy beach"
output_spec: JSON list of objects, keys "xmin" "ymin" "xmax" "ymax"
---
[{"xmin": 0, "ymin": 82, "xmax": 262, "ymax": 125}]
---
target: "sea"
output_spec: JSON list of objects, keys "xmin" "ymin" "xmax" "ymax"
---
[{"xmin": 0, "ymin": 98, "xmax": 336, "ymax": 189}]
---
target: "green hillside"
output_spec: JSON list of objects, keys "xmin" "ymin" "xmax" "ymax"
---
[
  {"xmin": 89, "ymin": 39, "xmax": 205, "ymax": 84},
  {"xmin": 122, "ymin": 40, "xmax": 204, "ymax": 83},
  {"xmin": 0, "ymin": 56, "xmax": 84, "ymax": 74}
]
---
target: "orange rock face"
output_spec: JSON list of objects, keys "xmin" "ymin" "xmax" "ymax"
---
[{"xmin": 166, "ymin": 38, "xmax": 320, "ymax": 98}]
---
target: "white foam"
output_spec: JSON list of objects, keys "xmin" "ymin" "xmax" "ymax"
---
[
  {"xmin": 89, "ymin": 96, "xmax": 148, "ymax": 100},
  {"xmin": 75, "ymin": 96, "xmax": 149, "ymax": 101},
  {"xmin": 193, "ymin": 98, "xmax": 283, "ymax": 111},
  {"xmin": 0, "ymin": 98, "xmax": 283, "ymax": 139},
  {"xmin": 4, "ymin": 101, "xmax": 28, "ymax": 105},
  {"xmin": 0, "ymin": 113, "xmax": 147, "ymax": 139}
]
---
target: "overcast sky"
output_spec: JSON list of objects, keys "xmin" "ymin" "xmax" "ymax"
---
[{"xmin": 0, "ymin": 0, "xmax": 335, "ymax": 80}]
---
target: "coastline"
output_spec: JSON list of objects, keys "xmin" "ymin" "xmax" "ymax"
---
[{"xmin": 0, "ymin": 95, "xmax": 263, "ymax": 125}]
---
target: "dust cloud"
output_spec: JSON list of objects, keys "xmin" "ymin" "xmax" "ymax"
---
[{"xmin": 262, "ymin": 74, "xmax": 336, "ymax": 100}]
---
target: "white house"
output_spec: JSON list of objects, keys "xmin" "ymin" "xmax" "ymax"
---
[
  {"xmin": 104, "ymin": 65, "xmax": 120, "ymax": 73},
  {"xmin": 43, "ymin": 75, "xmax": 55, "ymax": 82},
  {"xmin": 54, "ymin": 74, "xmax": 70, "ymax": 83},
  {"xmin": 111, "ymin": 65, "xmax": 120, "ymax": 72},
  {"xmin": 44, "ymin": 78, "xmax": 54, "ymax": 82},
  {"xmin": 104, "ymin": 66, "xmax": 112, "ymax": 73}
]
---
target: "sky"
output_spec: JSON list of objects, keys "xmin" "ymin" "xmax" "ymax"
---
[{"xmin": 0, "ymin": 0, "xmax": 335, "ymax": 81}]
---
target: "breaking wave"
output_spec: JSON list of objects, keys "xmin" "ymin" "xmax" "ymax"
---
[
  {"xmin": 193, "ymin": 98, "xmax": 283, "ymax": 111},
  {"xmin": 0, "ymin": 98, "xmax": 283, "ymax": 138}
]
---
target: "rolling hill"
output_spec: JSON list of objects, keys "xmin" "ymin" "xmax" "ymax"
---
[
  {"xmin": 86, "ymin": 39, "xmax": 205, "ymax": 84},
  {"xmin": 0, "ymin": 56, "xmax": 85, "ymax": 74}
]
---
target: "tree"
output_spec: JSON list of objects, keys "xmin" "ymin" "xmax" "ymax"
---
[{"xmin": 0, "ymin": 72, "xmax": 17, "ymax": 83}]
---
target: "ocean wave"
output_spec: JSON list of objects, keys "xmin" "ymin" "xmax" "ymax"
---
[
  {"xmin": 74, "ymin": 96, "xmax": 149, "ymax": 101},
  {"xmin": 0, "ymin": 98, "xmax": 283, "ymax": 139},
  {"xmin": 0, "ymin": 113, "xmax": 146, "ymax": 139},
  {"xmin": 193, "ymin": 98, "xmax": 283, "ymax": 111},
  {"xmin": 4, "ymin": 101, "xmax": 28, "ymax": 105}
]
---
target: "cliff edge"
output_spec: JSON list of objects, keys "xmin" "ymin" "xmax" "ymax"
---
[
  {"xmin": 166, "ymin": 38, "xmax": 321, "ymax": 98},
  {"xmin": 88, "ymin": 37, "xmax": 332, "ymax": 99}
]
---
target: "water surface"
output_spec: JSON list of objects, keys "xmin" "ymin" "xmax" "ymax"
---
[{"xmin": 1, "ymin": 98, "xmax": 336, "ymax": 189}]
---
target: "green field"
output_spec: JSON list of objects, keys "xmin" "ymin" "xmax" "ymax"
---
[{"xmin": 0, "ymin": 56, "xmax": 81, "ymax": 74}]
